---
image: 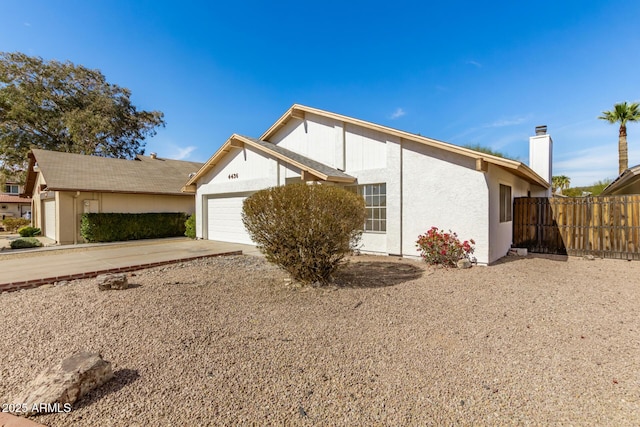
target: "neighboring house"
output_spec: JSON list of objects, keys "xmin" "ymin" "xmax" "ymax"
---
[
  {"xmin": 184, "ymin": 105, "xmax": 552, "ymax": 265},
  {"xmin": 0, "ymin": 181, "xmax": 31, "ymax": 221},
  {"xmin": 600, "ymin": 164, "xmax": 640, "ymax": 195},
  {"xmin": 23, "ymin": 149, "xmax": 203, "ymax": 244}
]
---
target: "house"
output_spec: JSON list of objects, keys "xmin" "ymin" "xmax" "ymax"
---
[
  {"xmin": 184, "ymin": 105, "xmax": 552, "ymax": 265},
  {"xmin": 23, "ymin": 149, "xmax": 203, "ymax": 244},
  {"xmin": 1, "ymin": 181, "xmax": 31, "ymax": 221},
  {"xmin": 600, "ymin": 164, "xmax": 640, "ymax": 195}
]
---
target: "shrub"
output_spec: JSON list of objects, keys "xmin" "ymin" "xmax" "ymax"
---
[
  {"xmin": 2, "ymin": 217, "xmax": 30, "ymax": 232},
  {"xmin": 416, "ymin": 227, "xmax": 475, "ymax": 267},
  {"xmin": 80, "ymin": 212, "xmax": 188, "ymax": 242},
  {"xmin": 185, "ymin": 214, "xmax": 196, "ymax": 239},
  {"xmin": 242, "ymin": 183, "xmax": 366, "ymax": 285},
  {"xmin": 18, "ymin": 226, "xmax": 41, "ymax": 237},
  {"xmin": 10, "ymin": 237, "xmax": 43, "ymax": 249}
]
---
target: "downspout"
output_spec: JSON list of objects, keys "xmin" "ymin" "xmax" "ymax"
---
[{"xmin": 73, "ymin": 191, "xmax": 80, "ymax": 244}]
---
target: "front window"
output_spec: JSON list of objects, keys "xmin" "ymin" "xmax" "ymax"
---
[{"xmin": 347, "ymin": 183, "xmax": 386, "ymax": 232}]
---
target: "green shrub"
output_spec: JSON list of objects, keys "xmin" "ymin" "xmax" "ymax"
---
[
  {"xmin": 2, "ymin": 217, "xmax": 30, "ymax": 232},
  {"xmin": 242, "ymin": 183, "xmax": 366, "ymax": 285},
  {"xmin": 416, "ymin": 227, "xmax": 475, "ymax": 267},
  {"xmin": 10, "ymin": 237, "xmax": 43, "ymax": 249},
  {"xmin": 18, "ymin": 226, "xmax": 41, "ymax": 237},
  {"xmin": 80, "ymin": 212, "xmax": 189, "ymax": 242},
  {"xmin": 185, "ymin": 214, "xmax": 196, "ymax": 239}
]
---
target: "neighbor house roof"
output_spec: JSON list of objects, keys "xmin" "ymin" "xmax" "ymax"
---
[
  {"xmin": 183, "ymin": 134, "xmax": 356, "ymax": 191},
  {"xmin": 0, "ymin": 194, "xmax": 31, "ymax": 204},
  {"xmin": 600, "ymin": 164, "xmax": 640, "ymax": 196},
  {"xmin": 260, "ymin": 104, "xmax": 550, "ymax": 188},
  {"xmin": 23, "ymin": 149, "xmax": 204, "ymax": 196}
]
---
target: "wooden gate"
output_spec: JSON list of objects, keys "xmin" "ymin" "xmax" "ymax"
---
[{"xmin": 513, "ymin": 196, "xmax": 640, "ymax": 260}]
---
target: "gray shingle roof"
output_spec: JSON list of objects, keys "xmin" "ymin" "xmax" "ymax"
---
[
  {"xmin": 30, "ymin": 149, "xmax": 203, "ymax": 195},
  {"xmin": 241, "ymin": 136, "xmax": 354, "ymax": 181}
]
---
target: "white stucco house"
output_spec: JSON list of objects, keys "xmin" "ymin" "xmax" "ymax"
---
[{"xmin": 184, "ymin": 105, "xmax": 552, "ymax": 265}]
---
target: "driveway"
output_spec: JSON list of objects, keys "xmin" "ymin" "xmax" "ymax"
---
[{"xmin": 0, "ymin": 237, "xmax": 259, "ymax": 292}]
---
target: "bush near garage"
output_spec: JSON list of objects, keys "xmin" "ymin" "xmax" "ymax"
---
[
  {"xmin": 10, "ymin": 237, "xmax": 43, "ymax": 249},
  {"xmin": 18, "ymin": 226, "xmax": 41, "ymax": 237},
  {"xmin": 242, "ymin": 183, "xmax": 366, "ymax": 285},
  {"xmin": 184, "ymin": 214, "xmax": 196, "ymax": 239},
  {"xmin": 80, "ymin": 212, "xmax": 189, "ymax": 242},
  {"xmin": 2, "ymin": 217, "xmax": 30, "ymax": 232}
]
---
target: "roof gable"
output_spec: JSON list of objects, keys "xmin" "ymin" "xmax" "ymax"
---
[
  {"xmin": 25, "ymin": 149, "xmax": 203, "ymax": 196},
  {"xmin": 183, "ymin": 134, "xmax": 355, "ymax": 190},
  {"xmin": 260, "ymin": 104, "xmax": 549, "ymax": 188}
]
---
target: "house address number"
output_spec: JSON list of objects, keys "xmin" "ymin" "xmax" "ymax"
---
[{"xmin": 228, "ymin": 173, "xmax": 239, "ymax": 180}]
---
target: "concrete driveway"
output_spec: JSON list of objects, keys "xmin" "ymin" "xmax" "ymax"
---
[{"xmin": 0, "ymin": 237, "xmax": 260, "ymax": 292}]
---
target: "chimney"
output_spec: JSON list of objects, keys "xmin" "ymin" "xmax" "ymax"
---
[
  {"xmin": 529, "ymin": 125, "xmax": 553, "ymax": 196},
  {"xmin": 150, "ymin": 152, "xmax": 157, "ymax": 159}
]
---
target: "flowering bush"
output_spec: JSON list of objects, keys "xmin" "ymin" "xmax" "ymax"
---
[{"xmin": 416, "ymin": 227, "xmax": 475, "ymax": 267}]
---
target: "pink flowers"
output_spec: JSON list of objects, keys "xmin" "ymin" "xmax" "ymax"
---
[{"xmin": 416, "ymin": 227, "xmax": 475, "ymax": 267}]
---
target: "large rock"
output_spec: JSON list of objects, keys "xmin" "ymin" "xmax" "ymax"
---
[
  {"xmin": 457, "ymin": 259, "xmax": 472, "ymax": 269},
  {"xmin": 96, "ymin": 273, "xmax": 129, "ymax": 290},
  {"xmin": 12, "ymin": 351, "xmax": 113, "ymax": 415}
]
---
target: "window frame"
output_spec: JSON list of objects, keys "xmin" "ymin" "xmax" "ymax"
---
[
  {"xmin": 346, "ymin": 183, "xmax": 387, "ymax": 233},
  {"xmin": 499, "ymin": 184, "xmax": 512, "ymax": 223},
  {"xmin": 4, "ymin": 184, "xmax": 19, "ymax": 194}
]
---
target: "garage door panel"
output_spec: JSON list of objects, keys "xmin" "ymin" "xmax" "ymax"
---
[
  {"xmin": 207, "ymin": 196, "xmax": 254, "ymax": 245},
  {"xmin": 43, "ymin": 199, "xmax": 56, "ymax": 240}
]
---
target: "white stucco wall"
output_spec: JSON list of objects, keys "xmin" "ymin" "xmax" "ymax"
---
[{"xmin": 401, "ymin": 140, "xmax": 490, "ymax": 264}]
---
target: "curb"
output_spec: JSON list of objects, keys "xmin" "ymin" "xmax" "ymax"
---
[{"xmin": 0, "ymin": 250, "xmax": 242, "ymax": 293}]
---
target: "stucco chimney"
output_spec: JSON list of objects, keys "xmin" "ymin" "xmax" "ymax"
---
[{"xmin": 529, "ymin": 126, "xmax": 553, "ymax": 196}]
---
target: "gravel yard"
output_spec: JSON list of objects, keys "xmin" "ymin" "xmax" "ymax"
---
[{"xmin": 1, "ymin": 254, "xmax": 639, "ymax": 426}]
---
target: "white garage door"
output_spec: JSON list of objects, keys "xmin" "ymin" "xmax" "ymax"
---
[
  {"xmin": 207, "ymin": 196, "xmax": 254, "ymax": 245},
  {"xmin": 43, "ymin": 199, "xmax": 56, "ymax": 240}
]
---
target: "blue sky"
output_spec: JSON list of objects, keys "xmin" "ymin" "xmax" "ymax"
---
[{"xmin": 2, "ymin": 0, "xmax": 640, "ymax": 186}]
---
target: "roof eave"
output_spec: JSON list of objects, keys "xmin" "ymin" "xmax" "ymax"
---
[
  {"xmin": 22, "ymin": 151, "xmax": 39, "ymax": 197},
  {"xmin": 184, "ymin": 136, "xmax": 236, "ymax": 188},
  {"xmin": 42, "ymin": 187, "xmax": 194, "ymax": 196},
  {"xmin": 601, "ymin": 168, "xmax": 637, "ymax": 195}
]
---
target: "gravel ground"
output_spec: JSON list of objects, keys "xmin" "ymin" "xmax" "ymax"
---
[{"xmin": 1, "ymin": 254, "xmax": 639, "ymax": 426}]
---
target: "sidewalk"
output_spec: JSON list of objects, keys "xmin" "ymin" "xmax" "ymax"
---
[{"xmin": 0, "ymin": 237, "xmax": 260, "ymax": 293}]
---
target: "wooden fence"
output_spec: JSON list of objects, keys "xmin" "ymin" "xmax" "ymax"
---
[{"xmin": 513, "ymin": 196, "xmax": 640, "ymax": 260}]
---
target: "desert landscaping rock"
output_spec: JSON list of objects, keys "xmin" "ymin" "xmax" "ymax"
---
[
  {"xmin": 1, "ymin": 254, "xmax": 639, "ymax": 426},
  {"xmin": 96, "ymin": 273, "xmax": 129, "ymax": 291},
  {"xmin": 456, "ymin": 259, "xmax": 472, "ymax": 269},
  {"xmin": 11, "ymin": 351, "xmax": 113, "ymax": 416}
]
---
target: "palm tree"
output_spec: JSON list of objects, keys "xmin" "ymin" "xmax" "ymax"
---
[
  {"xmin": 599, "ymin": 102, "xmax": 640, "ymax": 175},
  {"xmin": 552, "ymin": 175, "xmax": 571, "ymax": 195}
]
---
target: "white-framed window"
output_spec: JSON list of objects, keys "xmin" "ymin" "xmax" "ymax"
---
[
  {"xmin": 500, "ymin": 184, "xmax": 512, "ymax": 222},
  {"xmin": 4, "ymin": 184, "xmax": 19, "ymax": 194},
  {"xmin": 347, "ymin": 183, "xmax": 386, "ymax": 232}
]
